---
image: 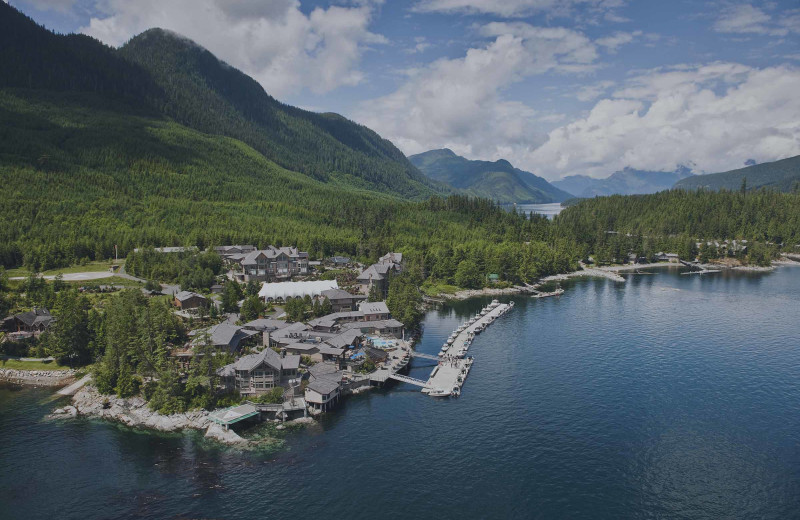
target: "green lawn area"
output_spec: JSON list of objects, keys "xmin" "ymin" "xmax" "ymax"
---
[
  {"xmin": 5, "ymin": 259, "xmax": 125, "ymax": 278},
  {"xmin": 421, "ymin": 281, "xmax": 461, "ymax": 297},
  {"xmin": 0, "ymin": 358, "xmax": 71, "ymax": 371},
  {"xmin": 67, "ymin": 275, "xmax": 143, "ymax": 288}
]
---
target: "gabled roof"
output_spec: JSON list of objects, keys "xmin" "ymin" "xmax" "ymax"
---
[
  {"xmin": 359, "ymin": 301, "xmax": 390, "ymax": 315},
  {"xmin": 175, "ymin": 291, "xmax": 206, "ymax": 302},
  {"xmin": 320, "ymin": 288, "xmax": 358, "ymax": 301},
  {"xmin": 13, "ymin": 308, "xmax": 53, "ymax": 327},
  {"xmin": 240, "ymin": 246, "xmax": 304, "ymax": 265},
  {"xmin": 232, "ymin": 348, "xmax": 283, "ymax": 372},
  {"xmin": 380, "ymin": 252, "xmax": 403, "ymax": 265},
  {"xmin": 242, "ymin": 318, "xmax": 291, "ymax": 331},
  {"xmin": 356, "ymin": 263, "xmax": 391, "ymax": 282},
  {"xmin": 191, "ymin": 323, "xmax": 257, "ymax": 350},
  {"xmin": 323, "ymin": 329, "xmax": 361, "ymax": 349},
  {"xmin": 307, "ymin": 378, "xmax": 340, "ymax": 395}
]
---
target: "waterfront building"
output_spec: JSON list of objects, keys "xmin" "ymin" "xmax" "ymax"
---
[{"xmin": 216, "ymin": 349, "xmax": 301, "ymax": 396}]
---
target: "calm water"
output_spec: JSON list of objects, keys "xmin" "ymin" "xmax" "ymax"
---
[
  {"xmin": 502, "ymin": 203, "xmax": 565, "ymax": 218},
  {"xmin": 2, "ymin": 266, "xmax": 800, "ymax": 519}
]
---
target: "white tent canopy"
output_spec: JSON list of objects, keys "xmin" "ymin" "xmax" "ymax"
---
[{"xmin": 259, "ymin": 280, "xmax": 339, "ymax": 301}]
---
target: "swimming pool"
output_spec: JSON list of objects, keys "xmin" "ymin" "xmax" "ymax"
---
[{"xmin": 368, "ymin": 336, "xmax": 397, "ymax": 349}]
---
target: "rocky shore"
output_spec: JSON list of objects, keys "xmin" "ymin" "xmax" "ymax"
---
[
  {"xmin": 49, "ymin": 385, "xmax": 248, "ymax": 445},
  {"xmin": 47, "ymin": 385, "xmax": 318, "ymax": 446},
  {"xmin": 0, "ymin": 368, "xmax": 76, "ymax": 387}
]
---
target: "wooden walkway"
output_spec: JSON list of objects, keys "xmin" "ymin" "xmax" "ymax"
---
[{"xmin": 422, "ymin": 302, "xmax": 512, "ymax": 397}]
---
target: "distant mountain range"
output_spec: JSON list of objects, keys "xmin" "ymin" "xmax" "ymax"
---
[
  {"xmin": 674, "ymin": 155, "xmax": 800, "ymax": 192},
  {"xmin": 408, "ymin": 149, "xmax": 572, "ymax": 204},
  {"xmin": 552, "ymin": 167, "xmax": 695, "ymax": 198}
]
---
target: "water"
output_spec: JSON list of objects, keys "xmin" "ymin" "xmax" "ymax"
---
[
  {"xmin": 514, "ymin": 202, "xmax": 564, "ymax": 218},
  {"xmin": 2, "ymin": 266, "xmax": 800, "ymax": 519}
]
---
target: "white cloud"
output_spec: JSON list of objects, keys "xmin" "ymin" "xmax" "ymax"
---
[
  {"xmin": 355, "ymin": 23, "xmax": 601, "ymax": 160},
  {"xmin": 713, "ymin": 3, "xmax": 798, "ymax": 36},
  {"xmin": 596, "ymin": 30, "xmax": 641, "ymax": 52},
  {"xmin": 526, "ymin": 63, "xmax": 800, "ymax": 179},
  {"xmin": 575, "ymin": 80, "xmax": 615, "ymax": 101},
  {"xmin": 411, "ymin": 0, "xmax": 626, "ymax": 19},
  {"xmin": 79, "ymin": 0, "xmax": 386, "ymax": 98}
]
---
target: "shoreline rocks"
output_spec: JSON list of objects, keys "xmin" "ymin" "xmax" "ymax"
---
[
  {"xmin": 0, "ymin": 368, "xmax": 76, "ymax": 387},
  {"xmin": 51, "ymin": 386, "xmax": 212, "ymax": 432}
]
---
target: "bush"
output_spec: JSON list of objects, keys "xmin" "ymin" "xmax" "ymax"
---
[{"xmin": 250, "ymin": 386, "xmax": 285, "ymax": 404}]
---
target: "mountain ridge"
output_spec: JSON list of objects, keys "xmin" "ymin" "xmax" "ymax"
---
[
  {"xmin": 553, "ymin": 167, "xmax": 694, "ymax": 197},
  {"xmin": 409, "ymin": 148, "xmax": 573, "ymax": 204},
  {"xmin": 674, "ymin": 155, "xmax": 800, "ymax": 193}
]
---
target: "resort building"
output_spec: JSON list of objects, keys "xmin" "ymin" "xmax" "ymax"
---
[
  {"xmin": 356, "ymin": 252, "xmax": 404, "ymax": 296},
  {"xmin": 216, "ymin": 349, "xmax": 301, "ymax": 396},
  {"xmin": 227, "ymin": 246, "xmax": 309, "ymax": 282},
  {"xmin": 319, "ymin": 288, "xmax": 365, "ymax": 312}
]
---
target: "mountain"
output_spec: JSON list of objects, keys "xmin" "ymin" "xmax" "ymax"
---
[
  {"xmin": 674, "ymin": 155, "xmax": 800, "ymax": 193},
  {"xmin": 409, "ymin": 149, "xmax": 573, "ymax": 204},
  {"xmin": 0, "ymin": 3, "xmax": 439, "ymax": 199},
  {"xmin": 552, "ymin": 167, "xmax": 694, "ymax": 198}
]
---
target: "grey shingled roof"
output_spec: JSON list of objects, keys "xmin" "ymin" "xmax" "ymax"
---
[
  {"xmin": 320, "ymin": 288, "xmax": 357, "ymax": 301},
  {"xmin": 358, "ymin": 301, "xmax": 390, "ymax": 315},
  {"xmin": 242, "ymin": 318, "xmax": 291, "ymax": 331},
  {"xmin": 175, "ymin": 291, "xmax": 206, "ymax": 302},
  {"xmin": 307, "ymin": 379, "xmax": 340, "ymax": 395}
]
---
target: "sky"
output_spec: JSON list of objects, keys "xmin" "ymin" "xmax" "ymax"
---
[{"xmin": 7, "ymin": 0, "xmax": 800, "ymax": 180}]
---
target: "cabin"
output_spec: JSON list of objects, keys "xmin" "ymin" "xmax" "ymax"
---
[
  {"xmin": 174, "ymin": 291, "xmax": 208, "ymax": 311},
  {"xmin": 305, "ymin": 379, "xmax": 341, "ymax": 412},
  {"xmin": 1, "ymin": 308, "xmax": 54, "ymax": 335},
  {"xmin": 328, "ymin": 256, "xmax": 351, "ymax": 267},
  {"xmin": 216, "ymin": 349, "xmax": 300, "ymax": 396}
]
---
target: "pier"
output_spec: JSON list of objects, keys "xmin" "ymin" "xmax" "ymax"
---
[{"xmin": 420, "ymin": 300, "xmax": 513, "ymax": 398}]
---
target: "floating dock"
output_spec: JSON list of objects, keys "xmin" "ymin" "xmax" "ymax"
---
[{"xmin": 421, "ymin": 300, "xmax": 513, "ymax": 398}]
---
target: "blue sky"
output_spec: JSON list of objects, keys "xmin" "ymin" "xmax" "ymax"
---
[{"xmin": 8, "ymin": 0, "xmax": 800, "ymax": 180}]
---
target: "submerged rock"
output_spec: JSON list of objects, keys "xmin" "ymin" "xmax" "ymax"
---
[{"xmin": 204, "ymin": 423, "xmax": 248, "ymax": 445}]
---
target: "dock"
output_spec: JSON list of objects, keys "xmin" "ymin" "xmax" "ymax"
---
[{"xmin": 421, "ymin": 300, "xmax": 513, "ymax": 398}]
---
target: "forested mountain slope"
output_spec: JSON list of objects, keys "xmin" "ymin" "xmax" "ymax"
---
[
  {"xmin": 674, "ymin": 155, "xmax": 800, "ymax": 193},
  {"xmin": 409, "ymin": 149, "xmax": 572, "ymax": 203},
  {"xmin": 0, "ymin": 2, "xmax": 440, "ymax": 199},
  {"xmin": 0, "ymin": 88, "xmax": 582, "ymax": 284}
]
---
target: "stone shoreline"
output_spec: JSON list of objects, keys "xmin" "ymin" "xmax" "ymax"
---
[
  {"xmin": 433, "ymin": 258, "xmax": 794, "ymax": 302},
  {"xmin": 0, "ymin": 368, "xmax": 76, "ymax": 387},
  {"xmin": 49, "ymin": 385, "xmax": 249, "ymax": 445}
]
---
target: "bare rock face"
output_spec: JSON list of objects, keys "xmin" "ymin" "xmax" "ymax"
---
[
  {"xmin": 55, "ymin": 386, "xmax": 211, "ymax": 433},
  {"xmin": 204, "ymin": 423, "xmax": 248, "ymax": 445}
]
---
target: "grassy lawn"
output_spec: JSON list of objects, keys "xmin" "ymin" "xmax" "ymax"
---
[
  {"xmin": 66, "ymin": 275, "xmax": 143, "ymax": 288},
  {"xmin": 421, "ymin": 281, "xmax": 461, "ymax": 297},
  {"xmin": 0, "ymin": 358, "xmax": 71, "ymax": 371},
  {"xmin": 5, "ymin": 259, "xmax": 125, "ymax": 278}
]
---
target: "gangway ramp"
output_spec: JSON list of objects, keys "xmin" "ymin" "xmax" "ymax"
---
[
  {"xmin": 387, "ymin": 373, "xmax": 431, "ymax": 388},
  {"xmin": 408, "ymin": 351, "xmax": 439, "ymax": 361}
]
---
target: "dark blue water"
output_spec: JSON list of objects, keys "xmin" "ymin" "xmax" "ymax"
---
[{"xmin": 2, "ymin": 266, "xmax": 799, "ymax": 520}]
